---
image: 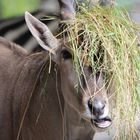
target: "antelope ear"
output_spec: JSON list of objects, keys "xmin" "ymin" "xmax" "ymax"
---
[{"xmin": 25, "ymin": 11, "xmax": 59, "ymax": 54}]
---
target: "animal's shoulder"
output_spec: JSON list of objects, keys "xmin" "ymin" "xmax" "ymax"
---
[
  {"xmin": 0, "ymin": 37, "xmax": 28, "ymax": 58},
  {"xmin": 0, "ymin": 37, "xmax": 49, "ymax": 72}
]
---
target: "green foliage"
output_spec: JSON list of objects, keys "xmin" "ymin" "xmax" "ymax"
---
[{"xmin": 0, "ymin": 0, "xmax": 39, "ymax": 18}]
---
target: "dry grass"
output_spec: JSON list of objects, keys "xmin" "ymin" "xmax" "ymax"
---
[{"xmin": 60, "ymin": 6, "xmax": 140, "ymax": 139}]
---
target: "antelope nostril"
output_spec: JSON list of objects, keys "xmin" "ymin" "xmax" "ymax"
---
[
  {"xmin": 88, "ymin": 99, "xmax": 93, "ymax": 111},
  {"xmin": 101, "ymin": 104, "xmax": 105, "ymax": 110},
  {"xmin": 88, "ymin": 99, "xmax": 106, "ymax": 116}
]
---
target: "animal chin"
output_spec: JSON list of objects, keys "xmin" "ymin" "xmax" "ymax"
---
[{"xmin": 92, "ymin": 116, "xmax": 112, "ymax": 129}]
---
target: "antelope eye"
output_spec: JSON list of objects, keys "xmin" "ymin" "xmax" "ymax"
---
[
  {"xmin": 81, "ymin": 74, "xmax": 86, "ymax": 88},
  {"xmin": 88, "ymin": 66, "xmax": 93, "ymax": 73},
  {"xmin": 61, "ymin": 50, "xmax": 72, "ymax": 59}
]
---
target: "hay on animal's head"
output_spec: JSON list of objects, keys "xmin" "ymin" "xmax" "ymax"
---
[{"xmin": 61, "ymin": 6, "xmax": 140, "ymax": 139}]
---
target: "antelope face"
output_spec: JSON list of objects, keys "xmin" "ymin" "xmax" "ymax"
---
[
  {"xmin": 59, "ymin": 49, "xmax": 112, "ymax": 129},
  {"xmin": 25, "ymin": 12, "xmax": 112, "ymax": 130}
]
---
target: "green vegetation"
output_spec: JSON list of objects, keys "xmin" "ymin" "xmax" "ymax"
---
[
  {"xmin": 62, "ymin": 6, "xmax": 140, "ymax": 139},
  {"xmin": 0, "ymin": 0, "xmax": 39, "ymax": 18}
]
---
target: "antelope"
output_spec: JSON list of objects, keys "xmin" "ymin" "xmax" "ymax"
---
[{"xmin": 0, "ymin": 12, "xmax": 111, "ymax": 140}]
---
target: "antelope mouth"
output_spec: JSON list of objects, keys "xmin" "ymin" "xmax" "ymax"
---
[{"xmin": 92, "ymin": 116, "xmax": 112, "ymax": 129}]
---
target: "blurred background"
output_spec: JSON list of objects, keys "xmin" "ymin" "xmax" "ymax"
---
[
  {"xmin": 0, "ymin": 0, "xmax": 140, "ymax": 18},
  {"xmin": 0, "ymin": 0, "xmax": 40, "ymax": 18},
  {"xmin": 0, "ymin": 0, "xmax": 140, "ymax": 26}
]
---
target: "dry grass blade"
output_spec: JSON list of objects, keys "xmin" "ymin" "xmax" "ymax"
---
[{"xmin": 62, "ymin": 6, "xmax": 140, "ymax": 139}]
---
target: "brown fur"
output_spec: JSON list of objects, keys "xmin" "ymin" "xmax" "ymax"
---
[{"xmin": 0, "ymin": 37, "xmax": 64, "ymax": 140}]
